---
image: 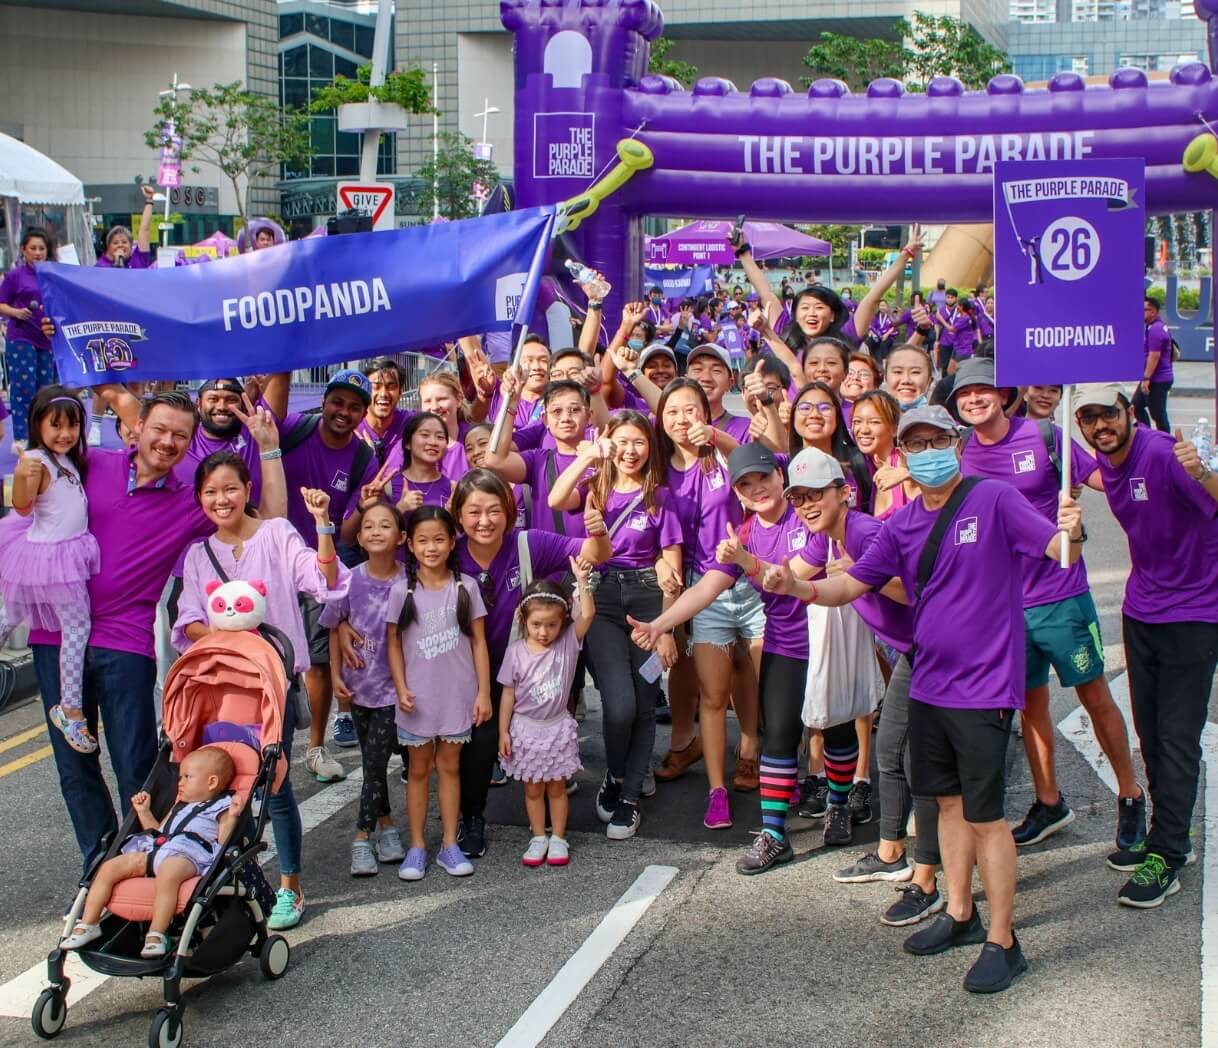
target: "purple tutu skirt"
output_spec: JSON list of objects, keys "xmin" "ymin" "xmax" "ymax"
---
[
  {"xmin": 0, "ymin": 514, "xmax": 98, "ymax": 631},
  {"xmin": 500, "ymin": 713, "xmax": 582, "ymax": 783}
]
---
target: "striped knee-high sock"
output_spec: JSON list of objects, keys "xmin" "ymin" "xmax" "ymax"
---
[
  {"xmin": 759, "ymin": 755, "xmax": 799, "ymax": 840},
  {"xmin": 823, "ymin": 741, "xmax": 858, "ymax": 807}
]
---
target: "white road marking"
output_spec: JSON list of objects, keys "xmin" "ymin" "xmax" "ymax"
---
[
  {"xmin": 0, "ymin": 769, "xmax": 365, "ymax": 1019},
  {"xmin": 1059, "ymin": 670, "xmax": 1218, "ymax": 1046},
  {"xmin": 496, "ymin": 864, "xmax": 679, "ymax": 1048}
]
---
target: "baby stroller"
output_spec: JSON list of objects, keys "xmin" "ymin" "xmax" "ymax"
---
[{"xmin": 33, "ymin": 626, "xmax": 295, "ymax": 1047}]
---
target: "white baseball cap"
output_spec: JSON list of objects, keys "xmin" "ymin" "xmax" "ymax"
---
[
  {"xmin": 687, "ymin": 343, "xmax": 733, "ymax": 370},
  {"xmin": 783, "ymin": 447, "xmax": 845, "ymax": 495},
  {"xmin": 1073, "ymin": 383, "xmax": 1127, "ymax": 409}
]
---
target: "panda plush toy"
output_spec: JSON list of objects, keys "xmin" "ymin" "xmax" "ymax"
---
[{"xmin": 204, "ymin": 579, "xmax": 268, "ymax": 632}]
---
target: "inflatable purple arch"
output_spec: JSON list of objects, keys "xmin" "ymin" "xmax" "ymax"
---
[{"xmin": 503, "ymin": 0, "xmax": 1218, "ymax": 317}]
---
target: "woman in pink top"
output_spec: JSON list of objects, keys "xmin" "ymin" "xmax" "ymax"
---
[{"xmin": 173, "ymin": 447, "xmax": 349, "ymax": 933}]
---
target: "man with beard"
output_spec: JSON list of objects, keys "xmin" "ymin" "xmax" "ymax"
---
[{"xmin": 1074, "ymin": 383, "xmax": 1218, "ymax": 908}]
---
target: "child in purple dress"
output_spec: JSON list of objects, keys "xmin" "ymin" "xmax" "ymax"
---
[
  {"xmin": 498, "ymin": 560, "xmax": 594, "ymax": 868},
  {"xmin": 0, "ymin": 388, "xmax": 100, "ymax": 753}
]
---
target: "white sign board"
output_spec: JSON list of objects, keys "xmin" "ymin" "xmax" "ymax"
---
[{"xmin": 336, "ymin": 182, "xmax": 395, "ymax": 232}]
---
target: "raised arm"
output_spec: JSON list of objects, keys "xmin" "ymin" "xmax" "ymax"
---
[
  {"xmin": 852, "ymin": 226, "xmax": 923, "ymax": 340},
  {"xmin": 136, "ymin": 184, "xmax": 155, "ymax": 254},
  {"xmin": 736, "ymin": 243, "xmax": 783, "ymax": 328},
  {"xmin": 482, "ymin": 368, "xmax": 528, "ymax": 483}
]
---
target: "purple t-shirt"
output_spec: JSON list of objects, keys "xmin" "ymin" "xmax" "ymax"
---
[
  {"xmin": 937, "ymin": 306, "xmax": 958, "ymax": 348},
  {"xmin": 712, "ymin": 504, "xmax": 809, "ymax": 659},
  {"xmin": 666, "ymin": 456, "xmax": 743, "ymax": 576},
  {"xmin": 801, "ymin": 511, "xmax": 914, "ymax": 654},
  {"xmin": 0, "ymin": 264, "xmax": 50, "ymax": 347},
  {"xmin": 176, "ymin": 427, "xmax": 264, "ymax": 507},
  {"xmin": 1144, "ymin": 318, "xmax": 1173, "ymax": 383},
  {"xmin": 1097, "ymin": 427, "xmax": 1218, "ymax": 624},
  {"xmin": 174, "ymin": 518, "xmax": 350, "ymax": 674},
  {"xmin": 951, "ymin": 315, "xmax": 977, "ymax": 359},
  {"xmin": 356, "ymin": 408, "xmax": 410, "ymax": 465},
  {"xmin": 961, "ymin": 418, "xmax": 1097, "ymax": 608},
  {"xmin": 489, "ymin": 388, "xmax": 544, "ymax": 429},
  {"xmin": 95, "ymin": 248, "xmax": 153, "ymax": 269},
  {"xmin": 713, "ymin": 411, "xmax": 753, "ymax": 445},
  {"xmin": 278, "ymin": 411, "xmax": 379, "ymax": 546},
  {"xmin": 319, "ymin": 563, "xmax": 405, "ymax": 707},
  {"xmin": 387, "ymin": 472, "xmax": 454, "ymax": 509},
  {"xmin": 521, "ymin": 447, "xmax": 587, "ymax": 537},
  {"xmin": 456, "ymin": 530, "xmax": 585, "ymax": 665},
  {"xmin": 601, "ymin": 487, "xmax": 684, "ymax": 570},
  {"xmin": 847, "ymin": 480, "xmax": 1057, "ymax": 710},
  {"xmin": 28, "ymin": 449, "xmax": 214, "ymax": 659},
  {"xmin": 977, "ymin": 307, "xmax": 995, "ymax": 340},
  {"xmin": 385, "ymin": 572, "xmax": 487, "ymax": 737},
  {"xmin": 497, "ymin": 628, "xmax": 581, "ymax": 721}
]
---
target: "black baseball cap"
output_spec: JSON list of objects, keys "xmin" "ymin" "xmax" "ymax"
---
[{"xmin": 728, "ymin": 443, "xmax": 779, "ymax": 486}]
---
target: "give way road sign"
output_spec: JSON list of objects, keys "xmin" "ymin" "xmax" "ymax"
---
[{"xmin": 336, "ymin": 182, "xmax": 395, "ymax": 231}]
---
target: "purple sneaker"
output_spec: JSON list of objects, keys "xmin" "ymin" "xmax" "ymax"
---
[
  {"xmin": 436, "ymin": 842, "xmax": 474, "ymax": 877},
  {"xmin": 50, "ymin": 705, "xmax": 99, "ymax": 754},
  {"xmin": 704, "ymin": 787, "xmax": 732, "ymax": 829},
  {"xmin": 398, "ymin": 847, "xmax": 427, "ymax": 882}
]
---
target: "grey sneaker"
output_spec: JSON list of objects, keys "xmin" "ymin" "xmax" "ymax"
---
[
  {"xmin": 376, "ymin": 827, "xmax": 406, "ymax": 864},
  {"xmin": 305, "ymin": 745, "xmax": 346, "ymax": 783},
  {"xmin": 350, "ymin": 838, "xmax": 377, "ymax": 877},
  {"xmin": 834, "ymin": 851, "xmax": 913, "ymax": 884}
]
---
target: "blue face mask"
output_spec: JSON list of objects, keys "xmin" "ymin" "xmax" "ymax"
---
[
  {"xmin": 905, "ymin": 446, "xmax": 960, "ymax": 488},
  {"xmin": 627, "ymin": 338, "xmax": 645, "ymax": 351},
  {"xmin": 900, "ymin": 395, "xmax": 928, "ymax": 413}
]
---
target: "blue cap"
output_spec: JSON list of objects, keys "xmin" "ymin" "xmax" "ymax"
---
[{"xmin": 325, "ymin": 368, "xmax": 372, "ymax": 406}]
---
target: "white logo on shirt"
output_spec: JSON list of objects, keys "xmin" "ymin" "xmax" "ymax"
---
[
  {"xmin": 955, "ymin": 516, "xmax": 978, "ymax": 545},
  {"xmin": 235, "ymin": 434, "xmax": 247, "ymax": 452},
  {"xmin": 1130, "ymin": 478, "xmax": 1148, "ymax": 502},
  {"xmin": 508, "ymin": 569, "xmax": 521, "ymax": 591},
  {"xmin": 708, "ymin": 472, "xmax": 725, "ymax": 491},
  {"xmin": 627, "ymin": 513, "xmax": 648, "ymax": 532},
  {"xmin": 1012, "ymin": 450, "xmax": 1036, "ymax": 474},
  {"xmin": 787, "ymin": 529, "xmax": 807, "ymax": 552},
  {"xmin": 332, "ymin": 469, "xmax": 350, "ymax": 493}
]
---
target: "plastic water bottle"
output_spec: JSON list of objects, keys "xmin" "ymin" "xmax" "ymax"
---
[
  {"xmin": 1191, "ymin": 418, "xmax": 1213, "ymax": 468},
  {"xmin": 564, "ymin": 259, "xmax": 610, "ymax": 301}
]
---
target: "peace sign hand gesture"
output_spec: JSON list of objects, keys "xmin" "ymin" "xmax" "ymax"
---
[
  {"xmin": 232, "ymin": 393, "xmax": 279, "ymax": 453},
  {"xmin": 358, "ymin": 461, "xmax": 399, "ymax": 511}
]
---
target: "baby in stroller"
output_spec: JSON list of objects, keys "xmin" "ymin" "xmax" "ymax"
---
[{"xmin": 61, "ymin": 746, "xmax": 246, "ymax": 957}]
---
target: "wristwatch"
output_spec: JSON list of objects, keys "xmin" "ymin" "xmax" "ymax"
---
[
  {"xmin": 626, "ymin": 368, "xmax": 643, "ymax": 383},
  {"xmin": 1196, "ymin": 463, "xmax": 1213, "ymax": 483},
  {"xmin": 1070, "ymin": 525, "xmax": 1088, "ymax": 544}
]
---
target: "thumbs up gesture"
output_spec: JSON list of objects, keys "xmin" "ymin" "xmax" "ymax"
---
[
  {"xmin": 762, "ymin": 557, "xmax": 794, "ymax": 595},
  {"xmin": 1174, "ymin": 427, "xmax": 1206, "ymax": 480},
  {"xmin": 715, "ymin": 522, "xmax": 746, "ymax": 568}
]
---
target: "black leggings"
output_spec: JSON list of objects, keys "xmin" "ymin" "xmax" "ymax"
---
[
  {"xmin": 759, "ymin": 652, "xmax": 807, "ymax": 761},
  {"xmin": 460, "ymin": 679, "xmax": 503, "ymax": 819},
  {"xmin": 351, "ymin": 704, "xmax": 396, "ymax": 833}
]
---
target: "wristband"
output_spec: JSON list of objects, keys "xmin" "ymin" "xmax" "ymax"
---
[
  {"xmin": 744, "ymin": 555, "xmax": 762, "ymax": 580},
  {"xmin": 1196, "ymin": 464, "xmax": 1213, "ymax": 483},
  {"xmin": 626, "ymin": 368, "xmax": 643, "ymax": 383},
  {"xmin": 260, "ymin": 448, "xmax": 283, "ymax": 461},
  {"xmin": 799, "ymin": 580, "xmax": 819, "ymax": 605},
  {"xmin": 733, "ymin": 242, "xmax": 752, "ymax": 258},
  {"xmin": 588, "ymin": 302, "xmax": 603, "ymax": 310},
  {"xmin": 708, "ymin": 427, "xmax": 718, "ymax": 448},
  {"xmin": 10, "ymin": 497, "xmax": 32, "ymax": 512},
  {"xmin": 316, "ymin": 523, "xmax": 336, "ymax": 535},
  {"xmin": 317, "ymin": 552, "xmax": 337, "ymax": 565}
]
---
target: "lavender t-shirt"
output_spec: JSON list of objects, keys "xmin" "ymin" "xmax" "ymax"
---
[
  {"xmin": 497, "ymin": 628, "xmax": 581, "ymax": 721},
  {"xmin": 319, "ymin": 563, "xmax": 405, "ymax": 707},
  {"xmin": 667, "ymin": 456, "xmax": 743, "ymax": 575},
  {"xmin": 847, "ymin": 480, "xmax": 1057, "ymax": 710},
  {"xmin": 1097, "ymin": 427, "xmax": 1218, "ymax": 624},
  {"xmin": 385, "ymin": 573, "xmax": 487, "ymax": 737},
  {"xmin": 456, "ymin": 530, "xmax": 585, "ymax": 665},
  {"xmin": 602, "ymin": 488, "xmax": 684, "ymax": 570},
  {"xmin": 0, "ymin": 264, "xmax": 50, "ymax": 347},
  {"xmin": 801, "ymin": 511, "xmax": 914, "ymax": 654},
  {"xmin": 278, "ymin": 411, "xmax": 379, "ymax": 546},
  {"xmin": 961, "ymin": 417, "xmax": 1097, "ymax": 608}
]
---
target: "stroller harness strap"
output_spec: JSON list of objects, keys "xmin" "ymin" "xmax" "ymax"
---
[{"xmin": 130, "ymin": 795, "xmax": 230, "ymax": 876}]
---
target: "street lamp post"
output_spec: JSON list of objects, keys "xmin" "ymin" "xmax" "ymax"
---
[
  {"xmin": 471, "ymin": 99, "xmax": 500, "ymax": 215},
  {"xmin": 156, "ymin": 73, "xmax": 191, "ymax": 248}
]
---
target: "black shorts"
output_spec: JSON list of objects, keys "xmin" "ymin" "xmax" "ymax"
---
[
  {"xmin": 908, "ymin": 698, "xmax": 1013, "ymax": 824},
  {"xmin": 298, "ymin": 594, "xmax": 330, "ymax": 667}
]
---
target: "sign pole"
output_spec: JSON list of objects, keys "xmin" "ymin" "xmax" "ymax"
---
[
  {"xmin": 1059, "ymin": 383, "xmax": 1073, "ymax": 569},
  {"xmin": 489, "ymin": 325, "xmax": 531, "ymax": 452}
]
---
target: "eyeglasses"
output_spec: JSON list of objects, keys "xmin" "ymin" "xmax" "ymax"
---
[
  {"xmin": 846, "ymin": 368, "xmax": 873, "ymax": 380},
  {"xmin": 900, "ymin": 433, "xmax": 957, "ymax": 453},
  {"xmin": 1075, "ymin": 405, "xmax": 1121, "ymax": 427},
  {"xmin": 795, "ymin": 401, "xmax": 835, "ymax": 416},
  {"xmin": 787, "ymin": 488, "xmax": 830, "ymax": 507},
  {"xmin": 476, "ymin": 571, "xmax": 496, "ymax": 610}
]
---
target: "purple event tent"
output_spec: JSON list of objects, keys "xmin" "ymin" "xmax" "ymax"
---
[{"xmin": 645, "ymin": 220, "xmax": 830, "ymax": 265}]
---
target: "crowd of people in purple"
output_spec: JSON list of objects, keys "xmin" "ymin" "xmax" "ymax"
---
[{"xmin": 0, "ymin": 215, "xmax": 1215, "ymax": 997}]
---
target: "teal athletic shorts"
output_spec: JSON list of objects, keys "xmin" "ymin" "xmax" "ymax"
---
[{"xmin": 1024, "ymin": 591, "xmax": 1105, "ymax": 690}]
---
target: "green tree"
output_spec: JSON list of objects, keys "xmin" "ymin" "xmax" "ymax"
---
[
  {"xmin": 649, "ymin": 37, "xmax": 698, "ymax": 87},
  {"xmin": 308, "ymin": 63, "xmax": 434, "ymax": 115},
  {"xmin": 801, "ymin": 13, "xmax": 1010, "ymax": 93},
  {"xmin": 414, "ymin": 132, "xmax": 500, "ymax": 221},
  {"xmin": 802, "ymin": 224, "xmax": 856, "ymax": 266},
  {"xmin": 145, "ymin": 81, "xmax": 309, "ymax": 221}
]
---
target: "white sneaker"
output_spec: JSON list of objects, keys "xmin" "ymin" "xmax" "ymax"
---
[
  {"xmin": 522, "ymin": 835, "xmax": 549, "ymax": 867},
  {"xmin": 547, "ymin": 836, "xmax": 570, "ymax": 866},
  {"xmin": 87, "ymin": 423, "xmax": 102, "ymax": 447},
  {"xmin": 305, "ymin": 745, "xmax": 345, "ymax": 782}
]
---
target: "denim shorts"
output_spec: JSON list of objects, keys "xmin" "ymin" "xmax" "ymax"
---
[
  {"xmin": 687, "ymin": 570, "xmax": 766, "ymax": 649},
  {"xmin": 397, "ymin": 727, "xmax": 472, "ymax": 747}
]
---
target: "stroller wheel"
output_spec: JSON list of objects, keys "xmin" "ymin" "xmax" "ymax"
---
[
  {"xmin": 31, "ymin": 988, "xmax": 67, "ymax": 1039},
  {"xmin": 259, "ymin": 934, "xmax": 290, "ymax": 980},
  {"xmin": 149, "ymin": 1007, "xmax": 183, "ymax": 1048}
]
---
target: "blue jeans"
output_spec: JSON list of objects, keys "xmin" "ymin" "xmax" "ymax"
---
[
  {"xmin": 268, "ymin": 682, "xmax": 303, "ymax": 877},
  {"xmin": 33, "ymin": 644, "xmax": 158, "ymax": 871},
  {"xmin": 6, "ymin": 340, "xmax": 58, "ymax": 442}
]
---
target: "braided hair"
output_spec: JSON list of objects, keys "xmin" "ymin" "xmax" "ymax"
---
[{"xmin": 397, "ymin": 505, "xmax": 472, "ymax": 636}]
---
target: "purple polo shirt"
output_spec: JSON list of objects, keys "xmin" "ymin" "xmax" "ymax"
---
[
  {"xmin": 489, "ymin": 388, "xmax": 544, "ymax": 429},
  {"xmin": 94, "ymin": 248, "xmax": 152, "ymax": 270},
  {"xmin": 278, "ymin": 412, "xmax": 379, "ymax": 547},
  {"xmin": 847, "ymin": 479, "xmax": 1057, "ymax": 710},
  {"xmin": 961, "ymin": 417, "xmax": 1097, "ymax": 608},
  {"xmin": 1144, "ymin": 318, "xmax": 1173, "ymax": 384},
  {"xmin": 0, "ymin": 264, "xmax": 50, "ymax": 347},
  {"xmin": 1097, "ymin": 427, "xmax": 1218, "ymax": 624},
  {"xmin": 801, "ymin": 511, "xmax": 914, "ymax": 654},
  {"xmin": 456, "ymin": 530, "xmax": 585, "ymax": 666},
  {"xmin": 951, "ymin": 314, "xmax": 977, "ymax": 359},
  {"xmin": 937, "ymin": 305, "xmax": 958, "ymax": 349},
  {"xmin": 29, "ymin": 448, "xmax": 213, "ymax": 659}
]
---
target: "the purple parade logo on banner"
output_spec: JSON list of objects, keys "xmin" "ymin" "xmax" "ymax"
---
[
  {"xmin": 994, "ymin": 158, "xmax": 1145, "ymax": 387},
  {"xmin": 534, "ymin": 113, "xmax": 595, "ymax": 179}
]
